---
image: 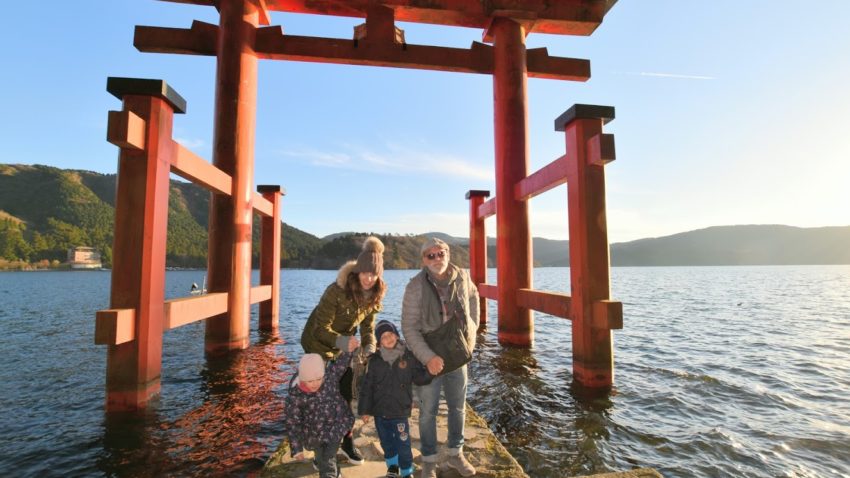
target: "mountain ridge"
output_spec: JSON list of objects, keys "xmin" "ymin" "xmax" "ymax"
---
[{"xmin": 1, "ymin": 163, "xmax": 848, "ymax": 269}]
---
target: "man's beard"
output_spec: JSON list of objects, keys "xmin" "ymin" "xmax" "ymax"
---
[{"xmin": 427, "ymin": 262, "xmax": 448, "ymax": 276}]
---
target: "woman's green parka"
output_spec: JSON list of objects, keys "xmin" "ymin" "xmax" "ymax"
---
[{"xmin": 301, "ymin": 261, "xmax": 380, "ymax": 359}]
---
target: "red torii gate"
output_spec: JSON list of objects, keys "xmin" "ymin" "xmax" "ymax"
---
[{"xmin": 97, "ymin": 0, "xmax": 620, "ymax": 411}]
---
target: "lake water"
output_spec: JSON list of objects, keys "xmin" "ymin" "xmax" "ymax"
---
[{"xmin": 0, "ymin": 266, "xmax": 848, "ymax": 477}]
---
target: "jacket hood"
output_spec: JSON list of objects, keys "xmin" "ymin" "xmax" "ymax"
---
[{"xmin": 336, "ymin": 260, "xmax": 357, "ymax": 288}]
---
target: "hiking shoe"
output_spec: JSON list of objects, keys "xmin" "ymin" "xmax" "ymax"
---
[
  {"xmin": 385, "ymin": 464, "xmax": 400, "ymax": 478},
  {"xmin": 339, "ymin": 435, "xmax": 364, "ymax": 465},
  {"xmin": 420, "ymin": 461, "xmax": 438, "ymax": 478},
  {"xmin": 445, "ymin": 452, "xmax": 476, "ymax": 476}
]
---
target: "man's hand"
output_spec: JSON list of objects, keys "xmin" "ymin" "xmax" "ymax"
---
[
  {"xmin": 426, "ymin": 356, "xmax": 444, "ymax": 375},
  {"xmin": 347, "ymin": 336, "xmax": 360, "ymax": 352},
  {"xmin": 360, "ymin": 415, "xmax": 371, "ymax": 423},
  {"xmin": 293, "ymin": 452, "xmax": 304, "ymax": 461}
]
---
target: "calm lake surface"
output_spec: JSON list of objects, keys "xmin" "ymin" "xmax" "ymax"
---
[{"xmin": 0, "ymin": 266, "xmax": 848, "ymax": 477}]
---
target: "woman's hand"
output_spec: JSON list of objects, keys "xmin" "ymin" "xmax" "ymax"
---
[
  {"xmin": 293, "ymin": 452, "xmax": 304, "ymax": 461},
  {"xmin": 347, "ymin": 336, "xmax": 360, "ymax": 352},
  {"xmin": 426, "ymin": 356, "xmax": 444, "ymax": 375}
]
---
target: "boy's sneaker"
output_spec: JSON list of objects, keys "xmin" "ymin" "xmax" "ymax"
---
[
  {"xmin": 339, "ymin": 435, "xmax": 364, "ymax": 465},
  {"xmin": 445, "ymin": 451, "xmax": 476, "ymax": 476},
  {"xmin": 385, "ymin": 464, "xmax": 400, "ymax": 478}
]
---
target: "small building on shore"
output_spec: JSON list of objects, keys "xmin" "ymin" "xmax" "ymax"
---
[{"xmin": 67, "ymin": 246, "xmax": 102, "ymax": 269}]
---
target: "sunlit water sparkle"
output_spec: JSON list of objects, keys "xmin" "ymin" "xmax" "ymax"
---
[{"xmin": 0, "ymin": 266, "xmax": 848, "ymax": 477}]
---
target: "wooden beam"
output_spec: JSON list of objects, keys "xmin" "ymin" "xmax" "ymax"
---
[
  {"xmin": 107, "ymin": 110, "xmax": 146, "ymax": 151},
  {"xmin": 164, "ymin": 292, "xmax": 229, "ymax": 330},
  {"xmin": 153, "ymin": 0, "xmax": 617, "ymax": 35},
  {"xmin": 260, "ymin": 0, "xmax": 616, "ymax": 36},
  {"xmin": 478, "ymin": 197, "xmax": 496, "ymax": 219},
  {"xmin": 135, "ymin": 24, "xmax": 589, "ymax": 81},
  {"xmin": 252, "ymin": 192, "xmax": 274, "ymax": 217},
  {"xmin": 135, "ymin": 21, "xmax": 219, "ymax": 56},
  {"xmin": 250, "ymin": 285, "xmax": 273, "ymax": 304},
  {"xmin": 517, "ymin": 289, "xmax": 572, "ymax": 320},
  {"xmin": 592, "ymin": 300, "xmax": 623, "ymax": 329},
  {"xmin": 477, "ymin": 283, "xmax": 497, "ymax": 300},
  {"xmin": 587, "ymin": 133, "xmax": 616, "ymax": 166},
  {"xmin": 95, "ymin": 308, "xmax": 136, "ymax": 345},
  {"xmin": 515, "ymin": 153, "xmax": 568, "ymax": 201},
  {"xmin": 171, "ymin": 141, "xmax": 232, "ymax": 195}
]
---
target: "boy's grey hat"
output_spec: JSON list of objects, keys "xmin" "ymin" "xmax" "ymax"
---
[{"xmin": 420, "ymin": 237, "xmax": 449, "ymax": 256}]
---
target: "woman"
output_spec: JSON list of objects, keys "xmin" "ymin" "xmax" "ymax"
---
[{"xmin": 300, "ymin": 235, "xmax": 386, "ymax": 465}]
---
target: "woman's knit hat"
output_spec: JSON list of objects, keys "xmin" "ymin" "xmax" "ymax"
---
[
  {"xmin": 298, "ymin": 353, "xmax": 325, "ymax": 382},
  {"xmin": 354, "ymin": 236, "xmax": 385, "ymax": 276},
  {"xmin": 375, "ymin": 319, "xmax": 400, "ymax": 341}
]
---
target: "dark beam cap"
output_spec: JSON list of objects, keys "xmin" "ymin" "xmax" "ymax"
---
[
  {"xmin": 465, "ymin": 190, "xmax": 491, "ymax": 199},
  {"xmin": 106, "ymin": 77, "xmax": 187, "ymax": 114},
  {"xmin": 257, "ymin": 185, "xmax": 286, "ymax": 195},
  {"xmin": 554, "ymin": 104, "xmax": 614, "ymax": 131}
]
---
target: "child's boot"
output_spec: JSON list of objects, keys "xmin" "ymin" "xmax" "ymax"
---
[{"xmin": 340, "ymin": 435, "xmax": 364, "ymax": 465}]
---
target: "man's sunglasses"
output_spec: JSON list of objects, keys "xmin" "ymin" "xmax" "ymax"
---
[{"xmin": 424, "ymin": 250, "xmax": 447, "ymax": 260}]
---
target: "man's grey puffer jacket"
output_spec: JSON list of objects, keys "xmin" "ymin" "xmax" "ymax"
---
[{"xmin": 401, "ymin": 263, "xmax": 480, "ymax": 367}]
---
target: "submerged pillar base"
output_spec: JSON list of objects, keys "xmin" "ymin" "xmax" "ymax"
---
[{"xmin": 106, "ymin": 380, "xmax": 161, "ymax": 412}]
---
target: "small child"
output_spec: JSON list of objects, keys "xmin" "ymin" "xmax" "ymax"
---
[
  {"xmin": 358, "ymin": 320, "xmax": 433, "ymax": 478},
  {"xmin": 283, "ymin": 339, "xmax": 357, "ymax": 478}
]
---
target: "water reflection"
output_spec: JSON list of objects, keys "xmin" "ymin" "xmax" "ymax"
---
[
  {"xmin": 469, "ymin": 327, "xmax": 616, "ymax": 477},
  {"xmin": 98, "ymin": 409, "xmax": 176, "ymax": 477},
  {"xmin": 97, "ymin": 336, "xmax": 290, "ymax": 477}
]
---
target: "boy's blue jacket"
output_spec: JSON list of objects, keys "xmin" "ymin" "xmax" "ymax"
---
[
  {"xmin": 283, "ymin": 351, "xmax": 354, "ymax": 456},
  {"xmin": 357, "ymin": 344, "xmax": 432, "ymax": 419}
]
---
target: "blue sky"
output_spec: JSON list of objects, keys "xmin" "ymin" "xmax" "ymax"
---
[{"xmin": 2, "ymin": 1, "xmax": 849, "ymax": 242}]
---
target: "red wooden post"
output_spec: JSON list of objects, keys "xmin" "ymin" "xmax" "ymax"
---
[
  {"xmin": 104, "ymin": 77, "xmax": 187, "ymax": 411},
  {"xmin": 258, "ymin": 185, "xmax": 284, "ymax": 332},
  {"xmin": 558, "ymin": 104, "xmax": 617, "ymax": 389},
  {"xmin": 466, "ymin": 190, "xmax": 490, "ymax": 327},
  {"xmin": 490, "ymin": 17, "xmax": 533, "ymax": 346},
  {"xmin": 206, "ymin": 0, "xmax": 260, "ymax": 355}
]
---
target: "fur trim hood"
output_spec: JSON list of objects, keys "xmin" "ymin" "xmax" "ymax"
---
[{"xmin": 336, "ymin": 260, "xmax": 357, "ymax": 288}]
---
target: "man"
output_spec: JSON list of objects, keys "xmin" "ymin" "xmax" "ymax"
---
[{"xmin": 401, "ymin": 237, "xmax": 480, "ymax": 478}]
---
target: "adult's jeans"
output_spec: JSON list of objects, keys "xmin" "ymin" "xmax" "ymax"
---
[{"xmin": 416, "ymin": 365, "xmax": 467, "ymax": 460}]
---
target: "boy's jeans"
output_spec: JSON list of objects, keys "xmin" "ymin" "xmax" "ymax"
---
[
  {"xmin": 416, "ymin": 365, "xmax": 467, "ymax": 460},
  {"xmin": 314, "ymin": 441, "xmax": 339, "ymax": 478},
  {"xmin": 375, "ymin": 416, "xmax": 413, "ymax": 474}
]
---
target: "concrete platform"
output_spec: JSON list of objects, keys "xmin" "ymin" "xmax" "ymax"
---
[
  {"xmin": 261, "ymin": 401, "xmax": 662, "ymax": 478},
  {"xmin": 262, "ymin": 402, "xmax": 526, "ymax": 478}
]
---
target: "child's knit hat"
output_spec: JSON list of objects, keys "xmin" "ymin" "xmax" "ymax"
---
[
  {"xmin": 375, "ymin": 320, "xmax": 400, "ymax": 341},
  {"xmin": 298, "ymin": 353, "xmax": 325, "ymax": 382}
]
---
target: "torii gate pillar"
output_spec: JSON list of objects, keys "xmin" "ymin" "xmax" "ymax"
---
[
  {"xmin": 205, "ymin": 0, "xmax": 259, "ymax": 355},
  {"xmin": 491, "ymin": 18, "xmax": 533, "ymax": 346}
]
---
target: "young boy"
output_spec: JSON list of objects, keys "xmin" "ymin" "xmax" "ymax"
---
[
  {"xmin": 283, "ymin": 337, "xmax": 358, "ymax": 478},
  {"xmin": 358, "ymin": 320, "xmax": 433, "ymax": 478}
]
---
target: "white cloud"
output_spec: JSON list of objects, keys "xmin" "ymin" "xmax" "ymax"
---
[
  {"xmin": 350, "ymin": 212, "xmax": 471, "ymax": 237},
  {"xmin": 174, "ymin": 137, "xmax": 206, "ymax": 150},
  {"xmin": 279, "ymin": 143, "xmax": 492, "ymax": 181},
  {"xmin": 628, "ymin": 71, "xmax": 716, "ymax": 80}
]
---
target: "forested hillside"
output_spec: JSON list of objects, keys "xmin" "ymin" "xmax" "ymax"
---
[
  {"xmin": 0, "ymin": 164, "xmax": 468, "ymax": 270},
  {"xmin": 3, "ymin": 164, "xmax": 847, "ymax": 270}
]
